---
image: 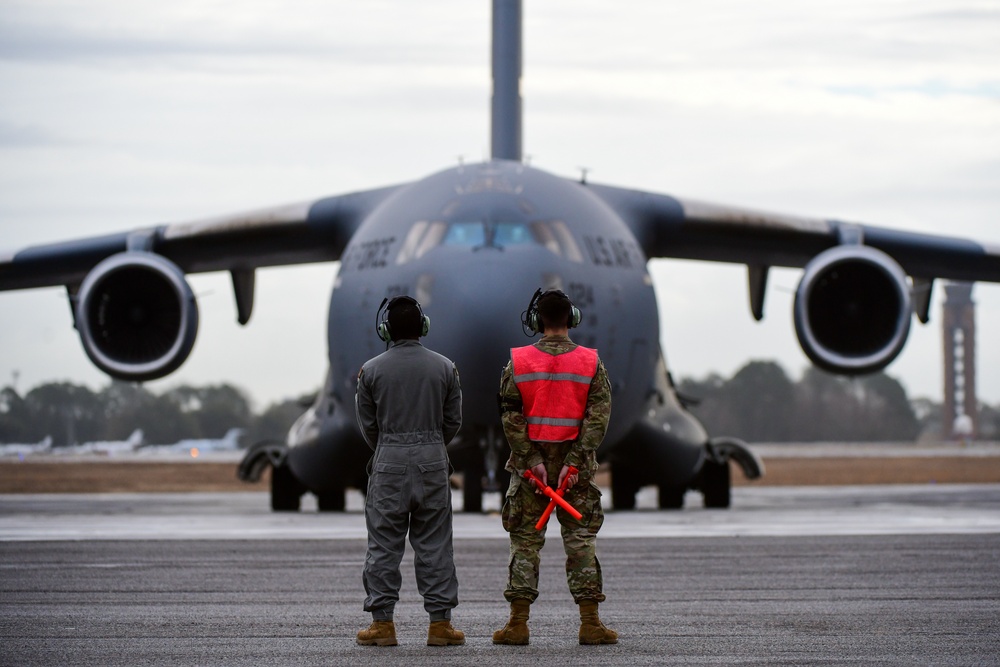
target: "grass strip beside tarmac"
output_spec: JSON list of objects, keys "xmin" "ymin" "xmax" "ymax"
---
[{"xmin": 2, "ymin": 454, "xmax": 1000, "ymax": 493}]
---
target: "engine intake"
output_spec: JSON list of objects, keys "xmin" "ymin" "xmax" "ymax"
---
[
  {"xmin": 793, "ymin": 245, "xmax": 911, "ymax": 375},
  {"xmin": 76, "ymin": 252, "xmax": 198, "ymax": 382}
]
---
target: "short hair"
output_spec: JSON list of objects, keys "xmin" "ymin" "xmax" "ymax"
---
[
  {"xmin": 536, "ymin": 290, "xmax": 572, "ymax": 331},
  {"xmin": 387, "ymin": 299, "xmax": 423, "ymax": 340}
]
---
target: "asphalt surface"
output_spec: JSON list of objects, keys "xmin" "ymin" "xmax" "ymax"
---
[{"xmin": 2, "ymin": 485, "xmax": 999, "ymax": 666}]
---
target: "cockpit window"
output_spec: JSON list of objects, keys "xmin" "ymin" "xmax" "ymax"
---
[
  {"xmin": 443, "ymin": 222, "xmax": 486, "ymax": 246},
  {"xmin": 532, "ymin": 220, "xmax": 584, "ymax": 262},
  {"xmin": 396, "ymin": 219, "xmax": 583, "ymax": 264}
]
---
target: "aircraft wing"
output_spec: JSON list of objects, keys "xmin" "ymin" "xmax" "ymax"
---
[
  {"xmin": 587, "ymin": 181, "xmax": 1000, "ymax": 375},
  {"xmin": 587, "ymin": 183, "xmax": 1000, "ymax": 284},
  {"xmin": 0, "ymin": 183, "xmax": 404, "ymax": 382},
  {"xmin": 0, "ymin": 183, "xmax": 404, "ymax": 292}
]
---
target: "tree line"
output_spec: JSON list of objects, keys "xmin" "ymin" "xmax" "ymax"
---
[
  {"xmin": 0, "ymin": 381, "xmax": 309, "ymax": 447},
  {"xmin": 677, "ymin": 360, "xmax": 1000, "ymax": 442},
  {"xmin": 2, "ymin": 361, "xmax": 998, "ymax": 446}
]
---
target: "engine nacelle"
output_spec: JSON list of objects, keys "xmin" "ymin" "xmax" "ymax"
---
[
  {"xmin": 75, "ymin": 252, "xmax": 198, "ymax": 382},
  {"xmin": 793, "ymin": 245, "xmax": 911, "ymax": 375}
]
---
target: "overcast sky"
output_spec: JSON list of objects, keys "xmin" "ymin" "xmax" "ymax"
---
[{"xmin": 1, "ymin": 0, "xmax": 998, "ymax": 410}]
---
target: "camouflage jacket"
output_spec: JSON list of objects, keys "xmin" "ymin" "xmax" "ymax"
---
[{"xmin": 498, "ymin": 334, "xmax": 611, "ymax": 474}]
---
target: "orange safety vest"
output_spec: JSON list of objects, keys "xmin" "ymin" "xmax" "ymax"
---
[{"xmin": 511, "ymin": 344, "xmax": 599, "ymax": 442}]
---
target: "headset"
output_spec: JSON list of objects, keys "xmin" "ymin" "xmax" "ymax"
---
[
  {"xmin": 520, "ymin": 288, "xmax": 581, "ymax": 336},
  {"xmin": 376, "ymin": 295, "xmax": 430, "ymax": 342}
]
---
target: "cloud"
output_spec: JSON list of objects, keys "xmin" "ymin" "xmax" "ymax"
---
[{"xmin": 0, "ymin": 121, "xmax": 65, "ymax": 148}]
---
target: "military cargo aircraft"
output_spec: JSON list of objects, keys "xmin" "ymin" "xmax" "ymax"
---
[{"xmin": 2, "ymin": 0, "xmax": 999, "ymax": 511}]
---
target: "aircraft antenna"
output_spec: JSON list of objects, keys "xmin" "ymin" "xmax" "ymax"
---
[{"xmin": 491, "ymin": 0, "xmax": 522, "ymax": 162}]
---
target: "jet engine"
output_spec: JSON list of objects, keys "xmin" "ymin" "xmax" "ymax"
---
[
  {"xmin": 75, "ymin": 252, "xmax": 198, "ymax": 382},
  {"xmin": 793, "ymin": 245, "xmax": 912, "ymax": 375}
]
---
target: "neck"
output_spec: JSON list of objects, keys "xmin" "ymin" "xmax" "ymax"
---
[{"xmin": 542, "ymin": 327, "xmax": 570, "ymax": 337}]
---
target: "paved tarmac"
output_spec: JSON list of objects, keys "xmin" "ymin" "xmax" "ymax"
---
[{"xmin": 2, "ymin": 485, "xmax": 999, "ymax": 666}]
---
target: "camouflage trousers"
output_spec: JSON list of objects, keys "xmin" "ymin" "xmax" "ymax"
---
[{"xmin": 500, "ymin": 451, "xmax": 606, "ymax": 604}]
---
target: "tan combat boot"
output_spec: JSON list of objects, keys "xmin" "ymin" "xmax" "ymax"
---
[
  {"xmin": 578, "ymin": 601, "xmax": 618, "ymax": 645},
  {"xmin": 427, "ymin": 620, "xmax": 465, "ymax": 646},
  {"xmin": 492, "ymin": 599, "xmax": 531, "ymax": 645},
  {"xmin": 356, "ymin": 620, "xmax": 397, "ymax": 646}
]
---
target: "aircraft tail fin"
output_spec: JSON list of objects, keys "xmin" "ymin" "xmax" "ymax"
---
[
  {"xmin": 491, "ymin": 0, "xmax": 522, "ymax": 161},
  {"xmin": 126, "ymin": 429, "xmax": 144, "ymax": 449}
]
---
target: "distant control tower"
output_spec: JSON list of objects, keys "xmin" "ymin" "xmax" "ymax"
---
[{"xmin": 942, "ymin": 282, "xmax": 977, "ymax": 441}]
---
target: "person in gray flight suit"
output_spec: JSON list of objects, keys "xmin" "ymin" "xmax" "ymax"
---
[{"xmin": 354, "ymin": 295, "xmax": 465, "ymax": 647}]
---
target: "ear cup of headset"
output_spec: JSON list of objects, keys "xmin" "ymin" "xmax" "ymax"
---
[
  {"xmin": 419, "ymin": 315, "xmax": 430, "ymax": 337},
  {"xmin": 528, "ymin": 310, "xmax": 541, "ymax": 333},
  {"xmin": 569, "ymin": 305, "xmax": 581, "ymax": 329},
  {"xmin": 377, "ymin": 320, "xmax": 393, "ymax": 342}
]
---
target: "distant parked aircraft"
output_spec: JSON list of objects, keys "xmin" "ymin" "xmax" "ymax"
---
[
  {"xmin": 0, "ymin": 436, "xmax": 53, "ymax": 459},
  {"xmin": 49, "ymin": 429, "xmax": 145, "ymax": 456},
  {"xmin": 142, "ymin": 428, "xmax": 245, "ymax": 458}
]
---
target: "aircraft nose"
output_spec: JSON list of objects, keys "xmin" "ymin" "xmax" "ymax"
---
[{"xmin": 424, "ymin": 271, "xmax": 537, "ymax": 424}]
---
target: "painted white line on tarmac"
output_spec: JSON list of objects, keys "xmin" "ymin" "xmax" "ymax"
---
[{"xmin": 2, "ymin": 484, "xmax": 999, "ymax": 541}]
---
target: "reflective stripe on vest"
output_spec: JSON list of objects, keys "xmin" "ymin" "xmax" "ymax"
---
[{"xmin": 511, "ymin": 345, "xmax": 598, "ymax": 442}]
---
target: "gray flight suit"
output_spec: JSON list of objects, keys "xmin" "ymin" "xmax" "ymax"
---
[{"xmin": 355, "ymin": 339, "xmax": 463, "ymax": 621}]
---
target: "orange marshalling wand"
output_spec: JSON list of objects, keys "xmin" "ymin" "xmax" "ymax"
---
[
  {"xmin": 523, "ymin": 468, "xmax": 583, "ymax": 524},
  {"xmin": 533, "ymin": 465, "xmax": 579, "ymax": 530}
]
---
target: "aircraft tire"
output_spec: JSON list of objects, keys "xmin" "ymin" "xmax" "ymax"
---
[
  {"xmin": 271, "ymin": 464, "xmax": 303, "ymax": 512},
  {"xmin": 317, "ymin": 488, "xmax": 346, "ymax": 512},
  {"xmin": 611, "ymin": 473, "xmax": 638, "ymax": 510},
  {"xmin": 658, "ymin": 484, "xmax": 685, "ymax": 510},
  {"xmin": 462, "ymin": 470, "xmax": 483, "ymax": 513},
  {"xmin": 700, "ymin": 459, "xmax": 731, "ymax": 509}
]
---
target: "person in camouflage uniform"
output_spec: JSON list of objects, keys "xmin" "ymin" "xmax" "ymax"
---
[{"xmin": 492, "ymin": 289, "xmax": 618, "ymax": 646}]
